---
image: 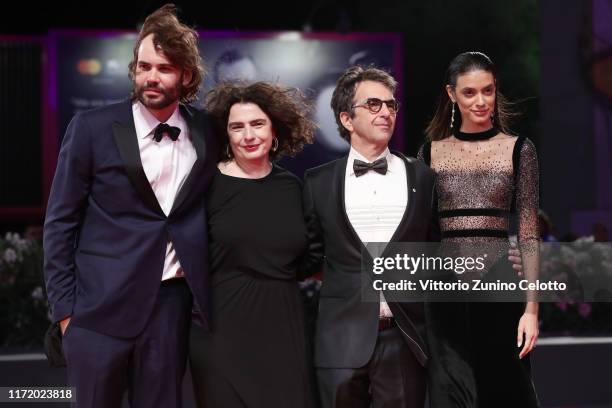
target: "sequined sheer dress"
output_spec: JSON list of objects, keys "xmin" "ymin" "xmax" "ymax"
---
[{"xmin": 418, "ymin": 130, "xmax": 540, "ymax": 408}]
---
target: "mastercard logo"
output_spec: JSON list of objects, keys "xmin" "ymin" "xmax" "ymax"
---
[{"xmin": 77, "ymin": 59, "xmax": 102, "ymax": 75}]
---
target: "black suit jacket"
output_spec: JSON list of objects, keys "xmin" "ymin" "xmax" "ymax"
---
[
  {"xmin": 43, "ymin": 100, "xmax": 219, "ymax": 338},
  {"xmin": 302, "ymin": 152, "xmax": 438, "ymax": 368}
]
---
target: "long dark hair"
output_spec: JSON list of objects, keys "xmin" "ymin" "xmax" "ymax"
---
[{"xmin": 425, "ymin": 51, "xmax": 517, "ymax": 141}]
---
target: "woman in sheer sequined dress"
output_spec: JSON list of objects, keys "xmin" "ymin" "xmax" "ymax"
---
[{"xmin": 418, "ymin": 52, "xmax": 540, "ymax": 407}]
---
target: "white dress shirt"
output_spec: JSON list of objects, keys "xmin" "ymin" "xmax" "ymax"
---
[
  {"xmin": 345, "ymin": 146, "xmax": 408, "ymax": 317},
  {"xmin": 132, "ymin": 102, "xmax": 197, "ymax": 281}
]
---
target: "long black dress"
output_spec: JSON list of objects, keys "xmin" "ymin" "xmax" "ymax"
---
[
  {"xmin": 189, "ymin": 165, "xmax": 314, "ymax": 408},
  {"xmin": 418, "ymin": 131, "xmax": 540, "ymax": 408}
]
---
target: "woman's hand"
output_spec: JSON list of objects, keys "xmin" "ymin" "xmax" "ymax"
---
[
  {"xmin": 507, "ymin": 241, "xmax": 523, "ymax": 276},
  {"xmin": 517, "ymin": 311, "xmax": 539, "ymax": 359}
]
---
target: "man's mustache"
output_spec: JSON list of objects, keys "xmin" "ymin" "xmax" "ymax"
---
[{"xmin": 142, "ymin": 86, "xmax": 166, "ymax": 93}]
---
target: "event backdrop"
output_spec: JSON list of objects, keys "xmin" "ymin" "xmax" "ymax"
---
[
  {"xmin": 568, "ymin": 0, "xmax": 612, "ymax": 236},
  {"xmin": 50, "ymin": 30, "xmax": 402, "ymax": 177}
]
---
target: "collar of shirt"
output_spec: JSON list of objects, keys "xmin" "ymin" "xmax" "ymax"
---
[
  {"xmin": 132, "ymin": 101, "xmax": 187, "ymax": 141},
  {"xmin": 347, "ymin": 146, "xmax": 394, "ymax": 177}
]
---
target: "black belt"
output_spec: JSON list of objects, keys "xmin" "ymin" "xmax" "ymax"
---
[{"xmin": 378, "ymin": 316, "xmax": 395, "ymax": 332}]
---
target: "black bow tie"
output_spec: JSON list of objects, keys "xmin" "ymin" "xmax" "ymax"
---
[
  {"xmin": 353, "ymin": 157, "xmax": 388, "ymax": 177},
  {"xmin": 153, "ymin": 123, "xmax": 181, "ymax": 142}
]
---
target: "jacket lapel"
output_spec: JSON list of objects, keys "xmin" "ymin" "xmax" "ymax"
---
[
  {"xmin": 379, "ymin": 153, "xmax": 427, "ymax": 357},
  {"xmin": 169, "ymin": 104, "xmax": 206, "ymax": 215},
  {"xmin": 112, "ymin": 103, "xmax": 164, "ymax": 215},
  {"xmin": 335, "ymin": 156, "xmax": 373, "ymax": 260},
  {"xmin": 383, "ymin": 151, "xmax": 416, "ymax": 253}
]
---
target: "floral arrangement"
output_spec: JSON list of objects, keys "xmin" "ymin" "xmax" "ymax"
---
[
  {"xmin": 0, "ymin": 232, "xmax": 49, "ymax": 348},
  {"xmin": 538, "ymin": 236, "xmax": 612, "ymax": 335}
]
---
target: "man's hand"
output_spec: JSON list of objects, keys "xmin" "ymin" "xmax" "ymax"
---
[
  {"xmin": 507, "ymin": 242, "xmax": 523, "ymax": 276},
  {"xmin": 59, "ymin": 316, "xmax": 71, "ymax": 336}
]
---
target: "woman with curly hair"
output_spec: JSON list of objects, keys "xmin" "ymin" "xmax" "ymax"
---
[{"xmin": 189, "ymin": 81, "xmax": 317, "ymax": 408}]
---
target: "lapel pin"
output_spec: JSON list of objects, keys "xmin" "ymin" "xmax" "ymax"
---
[{"xmin": 412, "ymin": 188, "xmax": 416, "ymax": 193}]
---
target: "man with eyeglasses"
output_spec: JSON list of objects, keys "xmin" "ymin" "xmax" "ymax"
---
[{"xmin": 301, "ymin": 65, "xmax": 436, "ymax": 407}]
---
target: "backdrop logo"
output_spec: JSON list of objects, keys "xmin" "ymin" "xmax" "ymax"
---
[{"xmin": 76, "ymin": 59, "xmax": 102, "ymax": 75}]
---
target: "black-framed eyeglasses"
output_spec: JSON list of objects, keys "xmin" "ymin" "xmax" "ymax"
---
[{"xmin": 351, "ymin": 98, "xmax": 400, "ymax": 115}]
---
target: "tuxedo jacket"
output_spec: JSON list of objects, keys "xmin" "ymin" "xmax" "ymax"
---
[
  {"xmin": 302, "ymin": 152, "xmax": 439, "ymax": 368},
  {"xmin": 43, "ymin": 100, "xmax": 219, "ymax": 338}
]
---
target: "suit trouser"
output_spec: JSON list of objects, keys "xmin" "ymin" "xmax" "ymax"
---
[
  {"xmin": 61, "ymin": 278, "xmax": 192, "ymax": 408},
  {"xmin": 317, "ymin": 327, "xmax": 426, "ymax": 408}
]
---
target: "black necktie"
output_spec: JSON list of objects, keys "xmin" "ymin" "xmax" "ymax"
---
[
  {"xmin": 153, "ymin": 123, "xmax": 181, "ymax": 142},
  {"xmin": 353, "ymin": 157, "xmax": 388, "ymax": 177}
]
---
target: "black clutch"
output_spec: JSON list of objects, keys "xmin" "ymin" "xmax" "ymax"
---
[{"xmin": 43, "ymin": 322, "xmax": 66, "ymax": 367}]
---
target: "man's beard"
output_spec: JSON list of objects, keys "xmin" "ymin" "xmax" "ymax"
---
[{"xmin": 135, "ymin": 83, "xmax": 181, "ymax": 110}]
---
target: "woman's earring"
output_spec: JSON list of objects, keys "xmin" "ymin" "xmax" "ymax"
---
[
  {"xmin": 450, "ymin": 102, "xmax": 456, "ymax": 129},
  {"xmin": 225, "ymin": 144, "xmax": 232, "ymax": 158},
  {"xmin": 272, "ymin": 137, "xmax": 279, "ymax": 152}
]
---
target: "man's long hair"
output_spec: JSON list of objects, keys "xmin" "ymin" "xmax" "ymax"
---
[{"xmin": 128, "ymin": 4, "xmax": 204, "ymax": 104}]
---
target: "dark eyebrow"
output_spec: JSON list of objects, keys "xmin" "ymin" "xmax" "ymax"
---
[
  {"xmin": 228, "ymin": 117, "xmax": 268, "ymax": 127},
  {"xmin": 460, "ymin": 83, "xmax": 494, "ymax": 92},
  {"xmin": 137, "ymin": 61, "xmax": 176, "ymax": 70}
]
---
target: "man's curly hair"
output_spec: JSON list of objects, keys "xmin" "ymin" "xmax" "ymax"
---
[
  {"xmin": 206, "ymin": 81, "xmax": 316, "ymax": 161},
  {"xmin": 128, "ymin": 3, "xmax": 204, "ymax": 104}
]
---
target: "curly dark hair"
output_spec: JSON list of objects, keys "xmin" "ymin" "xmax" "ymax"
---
[
  {"xmin": 128, "ymin": 4, "xmax": 204, "ymax": 104},
  {"xmin": 205, "ymin": 81, "xmax": 316, "ymax": 162},
  {"xmin": 330, "ymin": 65, "xmax": 397, "ymax": 142}
]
